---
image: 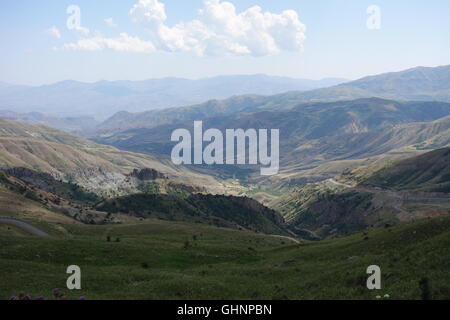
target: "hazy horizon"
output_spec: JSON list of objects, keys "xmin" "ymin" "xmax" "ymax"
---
[
  {"xmin": 1, "ymin": 73, "xmax": 351, "ymax": 87},
  {"xmin": 3, "ymin": 63, "xmax": 449, "ymax": 87}
]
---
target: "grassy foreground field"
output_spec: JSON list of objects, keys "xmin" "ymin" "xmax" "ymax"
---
[{"xmin": 1, "ymin": 215, "xmax": 450, "ymax": 300}]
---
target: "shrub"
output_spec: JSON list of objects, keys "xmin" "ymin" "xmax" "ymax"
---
[{"xmin": 419, "ymin": 277, "xmax": 431, "ymax": 300}]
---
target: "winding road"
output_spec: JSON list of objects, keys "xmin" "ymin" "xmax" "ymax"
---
[{"xmin": 0, "ymin": 217, "xmax": 49, "ymax": 237}]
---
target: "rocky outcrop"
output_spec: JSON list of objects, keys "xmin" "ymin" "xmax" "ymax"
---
[
  {"xmin": 52, "ymin": 205, "xmax": 121, "ymax": 225},
  {"xmin": 128, "ymin": 168, "xmax": 166, "ymax": 181}
]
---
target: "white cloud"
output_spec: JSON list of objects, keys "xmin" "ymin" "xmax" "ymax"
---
[
  {"xmin": 129, "ymin": 0, "xmax": 306, "ymax": 57},
  {"xmin": 130, "ymin": 0, "xmax": 167, "ymax": 25},
  {"xmin": 46, "ymin": 26, "xmax": 61, "ymax": 39},
  {"xmin": 62, "ymin": 0, "xmax": 306, "ymax": 57},
  {"xmin": 62, "ymin": 33, "xmax": 155, "ymax": 53},
  {"xmin": 105, "ymin": 18, "xmax": 118, "ymax": 28}
]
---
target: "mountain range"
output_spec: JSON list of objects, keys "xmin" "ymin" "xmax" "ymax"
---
[
  {"xmin": 3, "ymin": 65, "xmax": 449, "ymax": 136},
  {"xmin": 0, "ymin": 110, "xmax": 99, "ymax": 136},
  {"xmin": 96, "ymin": 65, "xmax": 450, "ymax": 135},
  {"xmin": 94, "ymin": 97, "xmax": 450, "ymax": 188},
  {"xmin": 0, "ymin": 75, "xmax": 347, "ymax": 119}
]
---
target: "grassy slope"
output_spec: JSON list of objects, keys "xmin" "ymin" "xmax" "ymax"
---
[
  {"xmin": 0, "ymin": 216, "xmax": 449, "ymax": 300},
  {"xmin": 362, "ymin": 147, "xmax": 450, "ymax": 192},
  {"xmin": 0, "ymin": 223, "xmax": 33, "ymax": 237},
  {"xmin": 0, "ymin": 182, "xmax": 78, "ymax": 227}
]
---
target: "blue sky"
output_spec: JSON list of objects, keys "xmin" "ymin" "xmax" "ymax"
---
[{"xmin": 1, "ymin": 0, "xmax": 449, "ymax": 85}]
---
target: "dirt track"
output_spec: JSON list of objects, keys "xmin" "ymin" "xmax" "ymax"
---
[{"xmin": 0, "ymin": 217, "xmax": 49, "ymax": 237}]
